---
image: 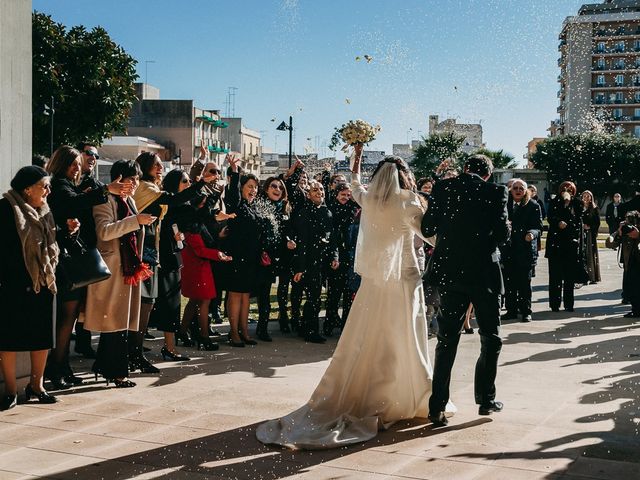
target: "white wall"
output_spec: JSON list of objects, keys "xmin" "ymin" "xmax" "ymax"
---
[
  {"xmin": 0, "ymin": 0, "xmax": 32, "ymax": 192},
  {"xmin": 0, "ymin": 0, "xmax": 32, "ymax": 387}
]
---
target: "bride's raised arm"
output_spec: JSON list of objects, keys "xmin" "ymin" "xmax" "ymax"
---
[{"xmin": 350, "ymin": 143, "xmax": 366, "ymax": 204}]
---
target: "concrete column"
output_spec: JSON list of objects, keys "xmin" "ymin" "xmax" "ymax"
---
[{"xmin": 0, "ymin": 0, "xmax": 32, "ymax": 387}]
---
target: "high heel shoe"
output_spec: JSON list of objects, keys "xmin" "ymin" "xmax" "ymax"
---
[
  {"xmin": 0, "ymin": 393, "xmax": 17, "ymax": 411},
  {"xmin": 129, "ymin": 355, "xmax": 161, "ymax": 374},
  {"xmin": 176, "ymin": 330, "xmax": 194, "ymax": 347},
  {"xmin": 24, "ymin": 384, "xmax": 57, "ymax": 404},
  {"xmin": 106, "ymin": 378, "xmax": 136, "ymax": 388},
  {"xmin": 196, "ymin": 336, "xmax": 219, "ymax": 351},
  {"xmin": 228, "ymin": 338, "xmax": 245, "ymax": 348},
  {"xmin": 239, "ymin": 332, "xmax": 258, "ymax": 346},
  {"xmin": 44, "ymin": 363, "xmax": 71, "ymax": 390},
  {"xmin": 160, "ymin": 346, "xmax": 190, "ymax": 361}
]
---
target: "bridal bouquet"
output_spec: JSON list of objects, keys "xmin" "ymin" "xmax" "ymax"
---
[{"xmin": 329, "ymin": 119, "xmax": 381, "ymax": 152}]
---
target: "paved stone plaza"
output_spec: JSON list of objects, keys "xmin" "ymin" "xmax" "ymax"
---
[{"xmin": 0, "ymin": 249, "xmax": 638, "ymax": 479}]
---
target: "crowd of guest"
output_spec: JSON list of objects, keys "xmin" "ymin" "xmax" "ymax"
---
[{"xmin": 1, "ymin": 146, "xmax": 638, "ymax": 411}]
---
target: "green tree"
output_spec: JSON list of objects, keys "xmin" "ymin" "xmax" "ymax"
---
[
  {"xmin": 531, "ymin": 133, "xmax": 640, "ymax": 200},
  {"xmin": 411, "ymin": 131, "xmax": 467, "ymax": 178},
  {"xmin": 473, "ymin": 147, "xmax": 518, "ymax": 169},
  {"xmin": 32, "ymin": 12, "xmax": 138, "ymax": 155}
]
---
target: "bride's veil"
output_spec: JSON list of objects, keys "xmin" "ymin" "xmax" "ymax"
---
[
  {"xmin": 366, "ymin": 161, "xmax": 401, "ymax": 209},
  {"xmin": 354, "ymin": 160, "xmax": 405, "ymax": 284}
]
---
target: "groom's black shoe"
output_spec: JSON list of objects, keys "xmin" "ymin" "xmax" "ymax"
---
[
  {"xmin": 478, "ymin": 400, "xmax": 503, "ymax": 415},
  {"xmin": 428, "ymin": 411, "xmax": 448, "ymax": 427}
]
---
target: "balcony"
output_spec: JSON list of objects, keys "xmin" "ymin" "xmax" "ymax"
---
[
  {"xmin": 557, "ymin": 105, "xmax": 565, "ymax": 113},
  {"xmin": 592, "ymin": 82, "xmax": 640, "ymax": 89},
  {"xmin": 558, "ymin": 39, "xmax": 567, "ymax": 50},
  {"xmin": 593, "ymin": 28, "xmax": 640, "ymax": 39}
]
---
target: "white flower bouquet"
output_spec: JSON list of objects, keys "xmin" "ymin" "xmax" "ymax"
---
[{"xmin": 329, "ymin": 119, "xmax": 381, "ymax": 152}]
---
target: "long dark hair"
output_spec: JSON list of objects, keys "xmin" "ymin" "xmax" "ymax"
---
[
  {"xmin": 110, "ymin": 159, "xmax": 142, "ymax": 182},
  {"xmin": 46, "ymin": 145, "xmax": 82, "ymax": 184},
  {"xmin": 135, "ymin": 152, "xmax": 160, "ymax": 182},
  {"xmin": 163, "ymin": 168, "xmax": 187, "ymax": 194},
  {"xmin": 261, "ymin": 176, "xmax": 291, "ymax": 215}
]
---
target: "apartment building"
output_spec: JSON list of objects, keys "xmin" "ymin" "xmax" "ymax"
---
[
  {"xmin": 556, "ymin": 0, "xmax": 640, "ymax": 136},
  {"xmin": 220, "ymin": 118, "xmax": 262, "ymax": 176},
  {"xmin": 126, "ymin": 83, "xmax": 228, "ymax": 167}
]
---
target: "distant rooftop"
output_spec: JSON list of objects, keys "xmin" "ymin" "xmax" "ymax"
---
[{"xmin": 579, "ymin": 0, "xmax": 640, "ymax": 16}]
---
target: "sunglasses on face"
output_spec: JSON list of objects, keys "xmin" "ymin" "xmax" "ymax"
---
[
  {"xmin": 84, "ymin": 151, "xmax": 99, "ymax": 159},
  {"xmin": 180, "ymin": 178, "xmax": 191, "ymax": 184},
  {"xmin": 207, "ymin": 168, "xmax": 221, "ymax": 175},
  {"xmin": 310, "ymin": 187, "xmax": 323, "ymax": 192},
  {"xmin": 269, "ymin": 183, "xmax": 283, "ymax": 190}
]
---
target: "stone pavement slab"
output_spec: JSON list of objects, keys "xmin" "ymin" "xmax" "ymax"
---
[{"xmin": 1, "ymin": 249, "xmax": 638, "ymax": 479}]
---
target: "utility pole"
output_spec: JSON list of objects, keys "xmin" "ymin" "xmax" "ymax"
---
[{"xmin": 144, "ymin": 60, "xmax": 155, "ymax": 98}]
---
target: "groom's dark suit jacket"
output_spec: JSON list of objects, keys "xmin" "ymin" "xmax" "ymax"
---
[{"xmin": 421, "ymin": 173, "xmax": 510, "ymax": 295}]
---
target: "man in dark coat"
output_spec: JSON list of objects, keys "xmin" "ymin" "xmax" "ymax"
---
[
  {"xmin": 421, "ymin": 154, "xmax": 510, "ymax": 426},
  {"xmin": 292, "ymin": 180, "xmax": 339, "ymax": 343},
  {"xmin": 606, "ymin": 193, "xmax": 624, "ymax": 234}
]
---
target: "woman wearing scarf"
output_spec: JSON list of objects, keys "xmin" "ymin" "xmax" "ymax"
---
[
  {"xmin": 253, "ymin": 176, "xmax": 292, "ymax": 342},
  {"xmin": 0, "ymin": 166, "xmax": 66, "ymax": 410},
  {"xmin": 84, "ymin": 160, "xmax": 156, "ymax": 388},
  {"xmin": 130, "ymin": 152, "xmax": 211, "ymax": 374},
  {"xmin": 581, "ymin": 190, "xmax": 601, "ymax": 284}
]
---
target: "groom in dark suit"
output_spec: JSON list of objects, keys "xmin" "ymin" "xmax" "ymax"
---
[{"xmin": 422, "ymin": 155, "xmax": 510, "ymax": 426}]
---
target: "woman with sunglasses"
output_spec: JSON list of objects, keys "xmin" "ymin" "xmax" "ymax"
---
[
  {"xmin": 44, "ymin": 145, "xmax": 132, "ymax": 389},
  {"xmin": 500, "ymin": 179, "xmax": 542, "ymax": 322},
  {"xmin": 149, "ymin": 169, "xmax": 195, "ymax": 360},
  {"xmin": 131, "ymin": 152, "xmax": 214, "ymax": 373},
  {"xmin": 545, "ymin": 181, "xmax": 585, "ymax": 312},
  {"xmin": 253, "ymin": 177, "xmax": 292, "ymax": 341}
]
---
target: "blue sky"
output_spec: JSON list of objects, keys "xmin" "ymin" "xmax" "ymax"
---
[{"xmin": 33, "ymin": 0, "xmax": 587, "ymax": 162}]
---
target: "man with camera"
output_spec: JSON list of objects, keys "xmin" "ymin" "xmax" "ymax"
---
[{"xmin": 607, "ymin": 210, "xmax": 640, "ymax": 318}]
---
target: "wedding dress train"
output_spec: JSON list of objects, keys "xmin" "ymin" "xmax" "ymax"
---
[{"xmin": 256, "ymin": 168, "xmax": 454, "ymax": 449}]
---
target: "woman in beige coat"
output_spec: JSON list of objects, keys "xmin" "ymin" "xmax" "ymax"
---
[{"xmin": 85, "ymin": 160, "xmax": 156, "ymax": 388}]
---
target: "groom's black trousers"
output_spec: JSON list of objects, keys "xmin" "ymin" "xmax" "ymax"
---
[{"xmin": 429, "ymin": 287, "xmax": 502, "ymax": 413}]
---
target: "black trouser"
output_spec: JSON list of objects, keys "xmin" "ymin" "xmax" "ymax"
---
[
  {"xmin": 429, "ymin": 287, "xmax": 502, "ymax": 413},
  {"xmin": 548, "ymin": 256, "xmax": 575, "ymax": 310},
  {"xmin": 256, "ymin": 278, "xmax": 273, "ymax": 324},
  {"xmin": 301, "ymin": 270, "xmax": 323, "ymax": 337},
  {"xmin": 503, "ymin": 262, "xmax": 533, "ymax": 315},
  {"xmin": 95, "ymin": 330, "xmax": 129, "ymax": 379},
  {"xmin": 325, "ymin": 264, "xmax": 352, "ymax": 327},
  {"xmin": 277, "ymin": 271, "xmax": 291, "ymax": 318},
  {"xmin": 289, "ymin": 276, "xmax": 304, "ymax": 321}
]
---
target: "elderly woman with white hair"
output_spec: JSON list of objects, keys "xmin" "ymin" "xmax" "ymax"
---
[{"xmin": 500, "ymin": 179, "xmax": 543, "ymax": 322}]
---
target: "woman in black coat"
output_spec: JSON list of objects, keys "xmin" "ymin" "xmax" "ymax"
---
[
  {"xmin": 223, "ymin": 158, "xmax": 264, "ymax": 347},
  {"xmin": 545, "ymin": 181, "xmax": 584, "ymax": 312},
  {"xmin": 253, "ymin": 176, "xmax": 292, "ymax": 342},
  {"xmin": 581, "ymin": 190, "xmax": 601, "ymax": 284},
  {"xmin": 45, "ymin": 145, "xmax": 131, "ymax": 389},
  {"xmin": 500, "ymin": 179, "xmax": 542, "ymax": 322},
  {"xmin": 0, "ymin": 166, "xmax": 74, "ymax": 410}
]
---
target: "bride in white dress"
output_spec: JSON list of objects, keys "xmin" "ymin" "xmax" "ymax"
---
[{"xmin": 256, "ymin": 146, "xmax": 454, "ymax": 450}]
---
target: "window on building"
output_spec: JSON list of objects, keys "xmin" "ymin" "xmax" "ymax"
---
[
  {"xmin": 616, "ymin": 92, "xmax": 625, "ymax": 103},
  {"xmin": 597, "ymin": 42, "xmax": 606, "ymax": 53},
  {"xmin": 635, "ymin": 126, "xmax": 640, "ymax": 137},
  {"xmin": 635, "ymin": 91, "xmax": 640, "ymax": 102},
  {"xmin": 597, "ymin": 74, "xmax": 606, "ymax": 85},
  {"xmin": 634, "ymin": 75, "xmax": 640, "ymax": 86},
  {"xmin": 616, "ymin": 41, "xmax": 626, "ymax": 52},
  {"xmin": 635, "ymin": 40, "xmax": 640, "ymax": 51},
  {"xmin": 614, "ymin": 108, "xmax": 623, "ymax": 119},
  {"xmin": 615, "ymin": 74, "xmax": 625, "ymax": 86},
  {"xmin": 635, "ymin": 108, "xmax": 640, "ymax": 119},
  {"xmin": 615, "ymin": 59, "xmax": 626, "ymax": 69},
  {"xmin": 595, "ymin": 93, "xmax": 605, "ymax": 104}
]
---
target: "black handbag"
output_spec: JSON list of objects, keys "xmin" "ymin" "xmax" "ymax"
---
[{"xmin": 57, "ymin": 237, "xmax": 112, "ymax": 291}]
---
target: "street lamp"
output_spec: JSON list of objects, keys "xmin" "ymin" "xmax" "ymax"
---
[{"xmin": 276, "ymin": 116, "xmax": 293, "ymax": 168}]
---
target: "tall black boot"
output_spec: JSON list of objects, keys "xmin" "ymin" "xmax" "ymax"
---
[
  {"xmin": 256, "ymin": 318, "xmax": 272, "ymax": 342},
  {"xmin": 278, "ymin": 310, "xmax": 291, "ymax": 333},
  {"xmin": 74, "ymin": 322, "xmax": 97, "ymax": 359},
  {"xmin": 128, "ymin": 330, "xmax": 160, "ymax": 374}
]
